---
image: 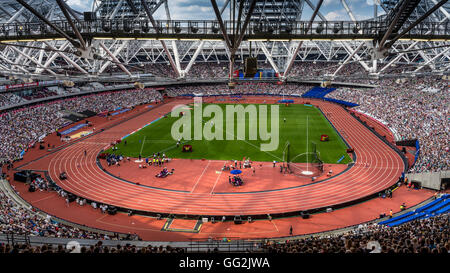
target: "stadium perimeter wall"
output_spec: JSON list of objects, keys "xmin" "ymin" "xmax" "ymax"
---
[{"xmin": 406, "ymin": 171, "xmax": 449, "ymax": 190}]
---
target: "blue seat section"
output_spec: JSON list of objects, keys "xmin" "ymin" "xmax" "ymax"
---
[
  {"xmin": 417, "ymin": 203, "xmax": 450, "ymax": 221},
  {"xmin": 302, "ymin": 87, "xmax": 336, "ymax": 98},
  {"xmin": 435, "ymin": 204, "xmax": 450, "ymax": 215},
  {"xmin": 323, "ymin": 98, "xmax": 359, "ymax": 107},
  {"xmin": 278, "ymin": 99, "xmax": 294, "ymax": 103},
  {"xmin": 424, "ymin": 199, "xmax": 450, "ymax": 214},
  {"xmin": 378, "ymin": 211, "xmax": 415, "ymax": 225},
  {"xmin": 387, "ymin": 212, "xmax": 427, "ymax": 227},
  {"xmin": 380, "ymin": 194, "xmax": 449, "ymax": 227},
  {"xmin": 415, "ymin": 195, "xmax": 447, "ymax": 213}
]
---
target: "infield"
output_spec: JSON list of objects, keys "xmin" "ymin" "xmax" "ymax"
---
[{"xmin": 107, "ymin": 103, "xmax": 352, "ymax": 164}]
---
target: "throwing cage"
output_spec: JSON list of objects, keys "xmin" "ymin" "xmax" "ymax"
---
[{"xmin": 283, "ymin": 141, "xmax": 324, "ymax": 177}]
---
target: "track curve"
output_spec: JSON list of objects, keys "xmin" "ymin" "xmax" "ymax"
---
[{"xmin": 31, "ymin": 98, "xmax": 404, "ymax": 216}]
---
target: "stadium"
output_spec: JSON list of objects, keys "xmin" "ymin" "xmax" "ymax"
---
[{"xmin": 0, "ymin": 0, "xmax": 448, "ymax": 259}]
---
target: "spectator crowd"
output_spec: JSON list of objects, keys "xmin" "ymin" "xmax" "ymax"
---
[
  {"xmin": 264, "ymin": 213, "xmax": 449, "ymax": 253},
  {"xmin": 3, "ymin": 76, "xmax": 445, "ymax": 174},
  {"xmin": 0, "ymin": 190, "xmax": 112, "ymax": 240},
  {"xmin": 0, "ymin": 70, "xmax": 447, "ymax": 249},
  {"xmin": 327, "ymin": 76, "xmax": 449, "ymax": 173},
  {"xmin": 0, "ymin": 240, "xmax": 186, "ymax": 253},
  {"xmin": 0, "ymin": 88, "xmax": 163, "ymax": 162},
  {"xmin": 165, "ymin": 82, "xmax": 311, "ymax": 97}
]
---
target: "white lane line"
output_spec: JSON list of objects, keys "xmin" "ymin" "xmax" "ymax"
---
[
  {"xmin": 139, "ymin": 136, "xmax": 146, "ymax": 155},
  {"xmin": 190, "ymin": 160, "xmax": 211, "ymax": 193},
  {"xmin": 210, "ymin": 163, "xmax": 225, "ymax": 195}
]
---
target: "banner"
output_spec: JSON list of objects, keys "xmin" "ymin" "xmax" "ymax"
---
[
  {"xmin": 1, "ymin": 80, "xmax": 61, "ymax": 91},
  {"xmin": 110, "ymin": 108, "xmax": 130, "ymax": 116},
  {"xmin": 5, "ymin": 82, "xmax": 39, "ymax": 90},
  {"xmin": 60, "ymin": 123, "xmax": 88, "ymax": 135}
]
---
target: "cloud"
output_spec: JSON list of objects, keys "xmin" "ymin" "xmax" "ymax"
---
[
  {"xmin": 63, "ymin": 0, "xmax": 379, "ymax": 21},
  {"xmin": 155, "ymin": 0, "xmax": 219, "ymax": 20},
  {"xmin": 66, "ymin": 0, "xmax": 92, "ymax": 11},
  {"xmin": 177, "ymin": 0, "xmax": 211, "ymax": 8},
  {"xmin": 323, "ymin": 0, "xmax": 336, "ymax": 6},
  {"xmin": 325, "ymin": 11, "xmax": 341, "ymax": 20},
  {"xmin": 325, "ymin": 10, "xmax": 349, "ymax": 21}
]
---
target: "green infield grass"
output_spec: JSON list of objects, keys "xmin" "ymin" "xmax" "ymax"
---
[{"xmin": 106, "ymin": 103, "xmax": 352, "ymax": 164}]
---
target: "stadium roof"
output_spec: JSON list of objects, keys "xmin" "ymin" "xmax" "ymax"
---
[{"xmin": 0, "ymin": 0, "xmax": 448, "ymax": 82}]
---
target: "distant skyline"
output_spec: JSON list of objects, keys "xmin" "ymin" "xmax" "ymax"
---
[{"xmin": 67, "ymin": 0, "xmax": 385, "ymax": 21}]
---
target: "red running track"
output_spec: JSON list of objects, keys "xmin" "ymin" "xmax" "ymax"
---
[{"xmin": 17, "ymin": 98, "xmax": 405, "ymax": 216}]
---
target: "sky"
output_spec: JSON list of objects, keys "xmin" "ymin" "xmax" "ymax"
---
[{"xmin": 67, "ymin": 0, "xmax": 385, "ymax": 21}]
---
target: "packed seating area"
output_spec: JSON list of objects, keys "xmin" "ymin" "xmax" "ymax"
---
[
  {"xmin": 182, "ymin": 62, "xmax": 367, "ymax": 80},
  {"xmin": 50, "ymin": 61, "xmax": 436, "ymax": 84},
  {"xmin": 144, "ymin": 63, "xmax": 177, "ymax": 78},
  {"xmin": 0, "ymin": 74, "xmax": 447, "ymax": 254},
  {"xmin": 18, "ymin": 89, "xmax": 58, "ymax": 101},
  {"xmin": 0, "ymin": 89, "xmax": 64, "ymax": 108},
  {"xmin": 326, "ymin": 77, "xmax": 449, "ymax": 173},
  {"xmin": 165, "ymin": 82, "xmax": 311, "ymax": 97},
  {"xmin": 263, "ymin": 212, "xmax": 449, "ymax": 253},
  {"xmin": 0, "ymin": 241, "xmax": 185, "ymax": 253},
  {"xmin": 186, "ymin": 62, "xmax": 229, "ymax": 78},
  {"xmin": 97, "ymin": 61, "xmax": 366, "ymax": 80},
  {"xmin": 0, "ymin": 190, "xmax": 114, "ymax": 240},
  {"xmin": 289, "ymin": 62, "xmax": 365, "ymax": 79},
  {"xmin": 0, "ymin": 88, "xmax": 163, "ymax": 162},
  {"xmin": 0, "ymin": 93, "xmax": 27, "ymax": 107}
]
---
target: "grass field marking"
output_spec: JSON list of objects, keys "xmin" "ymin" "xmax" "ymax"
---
[
  {"xmin": 139, "ymin": 136, "xmax": 146, "ymax": 155},
  {"xmin": 215, "ymin": 122, "xmax": 284, "ymax": 162},
  {"xmin": 143, "ymin": 139, "xmax": 176, "ymax": 144},
  {"xmin": 172, "ymin": 99, "xmax": 279, "ymax": 151},
  {"xmin": 190, "ymin": 160, "xmax": 212, "ymax": 193},
  {"xmin": 157, "ymin": 139, "xmax": 192, "ymax": 154},
  {"xmin": 110, "ymin": 103, "xmax": 352, "ymax": 164}
]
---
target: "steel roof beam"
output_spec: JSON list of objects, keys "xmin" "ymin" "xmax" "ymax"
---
[
  {"xmin": 379, "ymin": 0, "xmax": 412, "ymax": 49},
  {"xmin": 56, "ymin": 0, "xmax": 86, "ymax": 50},
  {"xmin": 333, "ymin": 42, "xmax": 365, "ymax": 76},
  {"xmin": 284, "ymin": 0, "xmax": 324, "ymax": 78},
  {"xmin": 99, "ymin": 41, "xmax": 132, "ymax": 77},
  {"xmin": 125, "ymin": 0, "xmax": 139, "ymax": 15},
  {"xmin": 414, "ymin": 46, "xmax": 450, "ymax": 72},
  {"xmin": 109, "ymin": 0, "xmax": 124, "ymax": 20},
  {"xmin": 10, "ymin": 44, "xmax": 57, "ymax": 75},
  {"xmin": 211, "ymin": 0, "xmax": 233, "ymax": 50},
  {"xmin": 258, "ymin": 41, "xmax": 280, "ymax": 75},
  {"xmin": 43, "ymin": 41, "xmax": 88, "ymax": 74},
  {"xmin": 386, "ymin": 0, "xmax": 449, "ymax": 49},
  {"xmin": 183, "ymin": 40, "xmax": 205, "ymax": 77},
  {"xmin": 15, "ymin": 0, "xmax": 81, "ymax": 48},
  {"xmin": 141, "ymin": 0, "xmax": 180, "ymax": 78}
]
